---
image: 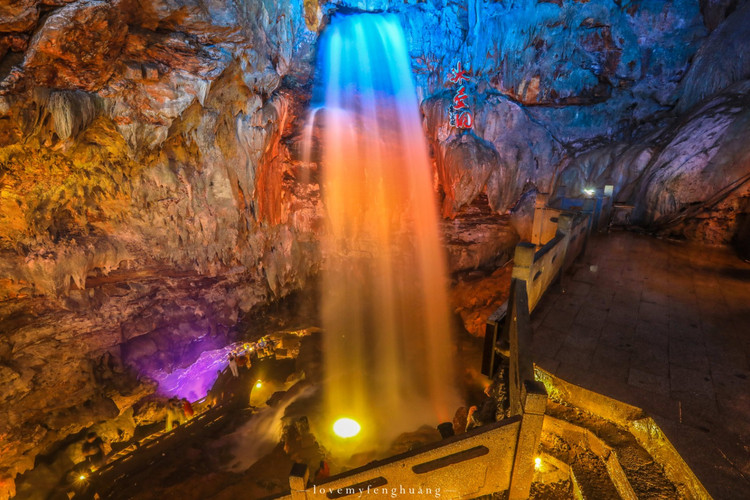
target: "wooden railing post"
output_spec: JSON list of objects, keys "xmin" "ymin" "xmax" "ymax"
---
[
  {"xmin": 601, "ymin": 185, "xmax": 615, "ymax": 230},
  {"xmin": 482, "ymin": 301, "xmax": 508, "ymax": 377},
  {"xmin": 507, "ymin": 287, "xmax": 534, "ymax": 417},
  {"xmin": 555, "ymin": 214, "xmax": 574, "ymax": 293},
  {"xmin": 483, "ymin": 243, "xmax": 534, "ymax": 379},
  {"xmin": 509, "ymin": 380, "xmax": 548, "ymax": 500},
  {"xmin": 506, "ymin": 243, "xmax": 535, "ymax": 416}
]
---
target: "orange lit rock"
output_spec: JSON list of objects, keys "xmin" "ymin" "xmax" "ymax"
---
[
  {"xmin": 0, "ymin": 2, "xmax": 319, "ymax": 493},
  {"xmin": 0, "ymin": 0, "xmax": 39, "ymax": 33},
  {"xmin": 442, "ymin": 195, "xmax": 519, "ymax": 273},
  {"xmin": 452, "ymin": 263, "xmax": 513, "ymax": 337},
  {"xmin": 18, "ymin": 1, "xmax": 128, "ymax": 92},
  {"xmin": 437, "ymin": 132, "xmax": 500, "ymax": 219},
  {"xmin": 446, "ymin": 196, "xmax": 518, "ymax": 337},
  {"xmin": 0, "ymin": 33, "xmax": 28, "ymax": 61}
]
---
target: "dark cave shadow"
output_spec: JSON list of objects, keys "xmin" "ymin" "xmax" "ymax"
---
[{"xmin": 715, "ymin": 267, "xmax": 750, "ymax": 281}]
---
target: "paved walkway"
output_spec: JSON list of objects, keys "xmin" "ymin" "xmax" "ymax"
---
[{"xmin": 531, "ymin": 232, "xmax": 750, "ymax": 499}]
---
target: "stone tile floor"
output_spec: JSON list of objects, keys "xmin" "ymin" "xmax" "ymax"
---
[{"xmin": 531, "ymin": 231, "xmax": 750, "ymax": 499}]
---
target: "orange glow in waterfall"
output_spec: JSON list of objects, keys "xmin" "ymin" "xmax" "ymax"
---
[{"xmin": 311, "ymin": 13, "xmax": 458, "ymax": 450}]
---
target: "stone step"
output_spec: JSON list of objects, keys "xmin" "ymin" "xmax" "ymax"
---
[
  {"xmin": 538, "ymin": 401, "xmax": 680, "ymax": 499},
  {"xmin": 570, "ymin": 450, "xmax": 622, "ymax": 499}
]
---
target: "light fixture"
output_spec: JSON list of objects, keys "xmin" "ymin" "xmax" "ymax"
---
[
  {"xmin": 333, "ymin": 417, "xmax": 361, "ymax": 438},
  {"xmin": 77, "ymin": 474, "xmax": 87, "ymax": 481},
  {"xmin": 583, "ymin": 187, "xmax": 596, "ymax": 197},
  {"xmin": 534, "ymin": 457, "xmax": 542, "ymax": 469},
  {"xmin": 255, "ymin": 380, "xmax": 262, "ymax": 389}
]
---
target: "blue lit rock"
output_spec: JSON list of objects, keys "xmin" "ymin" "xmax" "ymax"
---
[
  {"xmin": 677, "ymin": 2, "xmax": 750, "ymax": 114},
  {"xmin": 699, "ymin": 0, "xmax": 750, "ymax": 31},
  {"xmin": 553, "ymin": 80, "xmax": 750, "ymax": 244},
  {"xmin": 634, "ymin": 81, "xmax": 750, "ymax": 243},
  {"xmin": 551, "ymin": 142, "xmax": 654, "ymax": 205},
  {"xmin": 413, "ymin": 0, "xmax": 705, "ymax": 216},
  {"xmin": 551, "ymin": 0, "xmax": 750, "ymax": 245}
]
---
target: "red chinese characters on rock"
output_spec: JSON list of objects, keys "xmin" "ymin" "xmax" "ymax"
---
[
  {"xmin": 448, "ymin": 62, "xmax": 470, "ymax": 85},
  {"xmin": 453, "ymin": 86, "xmax": 469, "ymax": 110},
  {"xmin": 447, "ymin": 62, "xmax": 473, "ymax": 129},
  {"xmin": 456, "ymin": 111, "xmax": 473, "ymax": 128}
]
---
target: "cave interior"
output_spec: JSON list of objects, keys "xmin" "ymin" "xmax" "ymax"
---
[{"xmin": 1, "ymin": 1, "xmax": 749, "ymax": 499}]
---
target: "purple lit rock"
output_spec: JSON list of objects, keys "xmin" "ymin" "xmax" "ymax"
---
[{"xmin": 149, "ymin": 344, "xmax": 234, "ymax": 401}]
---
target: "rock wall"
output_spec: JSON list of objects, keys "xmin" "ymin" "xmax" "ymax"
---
[
  {"xmin": 678, "ymin": 2, "xmax": 750, "ymax": 114},
  {"xmin": 552, "ymin": 3, "xmax": 750, "ymax": 246},
  {"xmin": 0, "ymin": 1, "xmax": 321, "ymax": 495},
  {"xmin": 411, "ymin": 0, "xmax": 706, "ymax": 218},
  {"xmin": 0, "ymin": 0, "xmax": 746, "ymax": 496}
]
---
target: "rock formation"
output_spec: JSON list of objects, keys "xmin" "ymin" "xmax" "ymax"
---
[
  {"xmin": 0, "ymin": 1, "xmax": 321, "ymax": 495},
  {"xmin": 552, "ymin": 2, "xmax": 750, "ymax": 245}
]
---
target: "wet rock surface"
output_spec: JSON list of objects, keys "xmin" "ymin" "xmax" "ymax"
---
[{"xmin": 442, "ymin": 195, "xmax": 519, "ymax": 273}]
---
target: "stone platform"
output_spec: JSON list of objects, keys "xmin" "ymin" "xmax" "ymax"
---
[{"xmin": 531, "ymin": 231, "xmax": 750, "ymax": 499}]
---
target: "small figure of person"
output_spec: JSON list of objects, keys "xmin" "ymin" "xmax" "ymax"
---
[
  {"xmin": 165, "ymin": 398, "xmax": 186, "ymax": 431},
  {"xmin": 267, "ymin": 338, "xmax": 276, "ymax": 352},
  {"xmin": 165, "ymin": 399, "xmax": 176, "ymax": 431},
  {"xmin": 283, "ymin": 425, "xmax": 302, "ymax": 456},
  {"xmin": 258, "ymin": 337, "xmax": 268, "ymax": 357},
  {"xmin": 182, "ymin": 398, "xmax": 194, "ymax": 419},
  {"xmin": 314, "ymin": 459, "xmax": 330, "ymax": 482},
  {"xmin": 465, "ymin": 405, "xmax": 480, "ymax": 432},
  {"xmin": 453, "ymin": 406, "xmax": 469, "ymax": 435},
  {"xmin": 174, "ymin": 398, "xmax": 187, "ymax": 425},
  {"xmin": 82, "ymin": 432, "xmax": 105, "ymax": 470},
  {"xmin": 228, "ymin": 353, "xmax": 239, "ymax": 377},
  {"xmin": 236, "ymin": 352, "xmax": 248, "ymax": 369}
]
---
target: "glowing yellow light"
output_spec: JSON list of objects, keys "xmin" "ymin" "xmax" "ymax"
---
[
  {"xmin": 534, "ymin": 457, "xmax": 542, "ymax": 469},
  {"xmin": 255, "ymin": 381, "xmax": 262, "ymax": 389},
  {"xmin": 78, "ymin": 474, "xmax": 87, "ymax": 481},
  {"xmin": 333, "ymin": 418, "xmax": 361, "ymax": 438}
]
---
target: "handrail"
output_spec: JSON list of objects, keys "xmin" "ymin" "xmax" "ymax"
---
[
  {"xmin": 482, "ymin": 211, "xmax": 591, "ymax": 379},
  {"xmin": 273, "ymin": 386, "xmax": 548, "ymax": 500},
  {"xmin": 270, "ymin": 417, "xmax": 521, "ymax": 500},
  {"xmin": 87, "ymin": 401, "xmax": 229, "ymax": 482}
]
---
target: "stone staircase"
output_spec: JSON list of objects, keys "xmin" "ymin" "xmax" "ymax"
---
[
  {"xmin": 525, "ymin": 367, "xmax": 710, "ymax": 499},
  {"xmin": 534, "ymin": 400, "xmax": 680, "ymax": 499}
]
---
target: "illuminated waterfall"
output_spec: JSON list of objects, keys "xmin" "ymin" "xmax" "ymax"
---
[{"xmin": 310, "ymin": 13, "xmax": 458, "ymax": 450}]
